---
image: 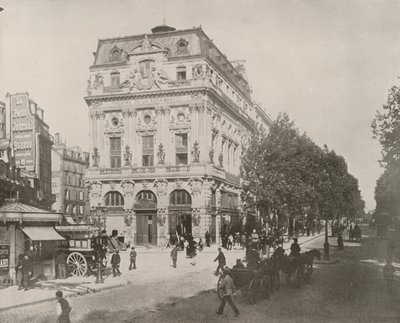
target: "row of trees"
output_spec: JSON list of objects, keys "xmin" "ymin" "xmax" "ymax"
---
[
  {"xmin": 372, "ymin": 82, "xmax": 400, "ymax": 225},
  {"xmin": 241, "ymin": 113, "xmax": 364, "ymax": 226}
]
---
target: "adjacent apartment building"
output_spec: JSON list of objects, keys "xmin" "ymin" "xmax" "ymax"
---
[
  {"xmin": 52, "ymin": 133, "xmax": 89, "ymax": 223},
  {"xmin": 85, "ymin": 25, "xmax": 271, "ymax": 246},
  {"xmin": 3, "ymin": 93, "xmax": 54, "ymax": 210}
]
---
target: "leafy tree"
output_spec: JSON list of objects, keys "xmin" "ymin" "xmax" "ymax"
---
[
  {"xmin": 372, "ymin": 83, "xmax": 400, "ymax": 166},
  {"xmin": 242, "ymin": 113, "xmax": 364, "ymax": 229}
]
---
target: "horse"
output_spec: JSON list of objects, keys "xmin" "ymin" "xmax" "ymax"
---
[{"xmin": 275, "ymin": 249, "xmax": 321, "ymax": 286}]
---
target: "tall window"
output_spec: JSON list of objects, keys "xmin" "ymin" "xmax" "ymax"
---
[
  {"xmin": 139, "ymin": 60, "xmax": 155, "ymax": 79},
  {"xmin": 176, "ymin": 67, "xmax": 186, "ymax": 81},
  {"xmin": 142, "ymin": 135, "xmax": 154, "ymax": 166},
  {"xmin": 105, "ymin": 191, "xmax": 124, "ymax": 206},
  {"xmin": 111, "ymin": 72, "xmax": 120, "ymax": 88},
  {"xmin": 110, "ymin": 137, "xmax": 121, "ymax": 168},
  {"xmin": 175, "ymin": 133, "xmax": 188, "ymax": 165}
]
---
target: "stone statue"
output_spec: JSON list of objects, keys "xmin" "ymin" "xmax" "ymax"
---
[
  {"xmin": 124, "ymin": 145, "xmax": 132, "ymax": 166},
  {"xmin": 92, "ymin": 147, "xmax": 100, "ymax": 167},
  {"xmin": 192, "ymin": 64, "xmax": 204, "ymax": 79},
  {"xmin": 152, "ymin": 67, "xmax": 169, "ymax": 89},
  {"xmin": 87, "ymin": 79, "xmax": 92, "ymax": 95},
  {"xmin": 192, "ymin": 141, "xmax": 200, "ymax": 163},
  {"xmin": 209, "ymin": 148, "xmax": 214, "ymax": 163},
  {"xmin": 218, "ymin": 152, "xmax": 223, "ymax": 167},
  {"xmin": 157, "ymin": 143, "xmax": 165, "ymax": 164},
  {"xmin": 93, "ymin": 73, "xmax": 104, "ymax": 89}
]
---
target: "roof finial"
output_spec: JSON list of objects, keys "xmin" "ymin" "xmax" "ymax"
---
[{"xmin": 162, "ymin": 0, "xmax": 166, "ymax": 25}]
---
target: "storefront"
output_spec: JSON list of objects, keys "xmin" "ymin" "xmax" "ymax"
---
[{"xmin": 0, "ymin": 201, "xmax": 64, "ymax": 284}]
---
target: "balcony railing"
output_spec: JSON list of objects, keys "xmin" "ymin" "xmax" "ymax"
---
[
  {"xmin": 132, "ymin": 167, "xmax": 156, "ymax": 173},
  {"xmin": 100, "ymin": 168, "xmax": 122, "ymax": 175},
  {"xmin": 166, "ymin": 165, "xmax": 191, "ymax": 172}
]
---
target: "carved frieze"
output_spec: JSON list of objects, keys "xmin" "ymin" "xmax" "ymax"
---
[
  {"xmin": 188, "ymin": 177, "xmax": 203, "ymax": 197},
  {"xmin": 121, "ymin": 180, "xmax": 135, "ymax": 197},
  {"xmin": 88, "ymin": 181, "xmax": 102, "ymax": 199},
  {"xmin": 154, "ymin": 178, "xmax": 168, "ymax": 198}
]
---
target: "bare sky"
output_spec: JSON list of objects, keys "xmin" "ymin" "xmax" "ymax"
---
[{"xmin": 1, "ymin": 0, "xmax": 399, "ymax": 211}]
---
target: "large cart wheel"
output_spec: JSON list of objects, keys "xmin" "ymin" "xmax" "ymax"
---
[
  {"xmin": 248, "ymin": 277, "xmax": 262, "ymax": 304},
  {"xmin": 217, "ymin": 275, "xmax": 224, "ymax": 300},
  {"xmin": 67, "ymin": 252, "xmax": 88, "ymax": 277}
]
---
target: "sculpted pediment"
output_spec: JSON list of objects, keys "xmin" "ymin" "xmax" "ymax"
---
[{"xmin": 130, "ymin": 35, "xmax": 169, "ymax": 55}]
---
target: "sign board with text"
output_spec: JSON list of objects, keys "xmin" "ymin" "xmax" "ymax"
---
[
  {"xmin": 11, "ymin": 94, "xmax": 36, "ymax": 172},
  {"xmin": 0, "ymin": 245, "xmax": 10, "ymax": 273}
]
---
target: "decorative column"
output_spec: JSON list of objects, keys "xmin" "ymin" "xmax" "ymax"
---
[
  {"xmin": 154, "ymin": 178, "xmax": 168, "ymax": 247},
  {"xmin": 97, "ymin": 112, "xmax": 106, "ymax": 168},
  {"xmin": 163, "ymin": 107, "xmax": 171, "ymax": 164}
]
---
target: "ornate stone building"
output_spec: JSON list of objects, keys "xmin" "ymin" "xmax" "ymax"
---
[{"xmin": 85, "ymin": 25, "xmax": 271, "ymax": 246}]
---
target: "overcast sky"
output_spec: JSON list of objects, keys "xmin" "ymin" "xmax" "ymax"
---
[{"xmin": 1, "ymin": 0, "xmax": 399, "ymax": 211}]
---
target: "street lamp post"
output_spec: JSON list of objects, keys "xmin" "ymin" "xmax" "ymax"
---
[{"xmin": 324, "ymin": 211, "xmax": 329, "ymax": 260}]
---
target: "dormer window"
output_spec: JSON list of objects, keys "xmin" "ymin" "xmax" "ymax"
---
[
  {"xmin": 110, "ymin": 46, "xmax": 122, "ymax": 62},
  {"xmin": 139, "ymin": 60, "xmax": 155, "ymax": 79},
  {"xmin": 176, "ymin": 38, "xmax": 189, "ymax": 55}
]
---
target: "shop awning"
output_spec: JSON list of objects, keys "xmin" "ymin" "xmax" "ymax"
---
[{"xmin": 21, "ymin": 227, "xmax": 65, "ymax": 241}]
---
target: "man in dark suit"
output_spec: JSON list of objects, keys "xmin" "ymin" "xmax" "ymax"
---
[
  {"xmin": 111, "ymin": 250, "xmax": 121, "ymax": 277},
  {"xmin": 214, "ymin": 247, "xmax": 226, "ymax": 275},
  {"xmin": 18, "ymin": 253, "xmax": 33, "ymax": 291}
]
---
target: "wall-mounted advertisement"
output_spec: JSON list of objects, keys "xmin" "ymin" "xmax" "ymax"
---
[
  {"xmin": 11, "ymin": 94, "xmax": 36, "ymax": 172},
  {"xmin": 0, "ymin": 245, "xmax": 10, "ymax": 273}
]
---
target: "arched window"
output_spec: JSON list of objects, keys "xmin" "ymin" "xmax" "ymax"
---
[
  {"xmin": 105, "ymin": 191, "xmax": 124, "ymax": 206},
  {"xmin": 170, "ymin": 190, "xmax": 191, "ymax": 206},
  {"xmin": 139, "ymin": 60, "xmax": 155, "ymax": 79},
  {"xmin": 136, "ymin": 190, "xmax": 157, "ymax": 203}
]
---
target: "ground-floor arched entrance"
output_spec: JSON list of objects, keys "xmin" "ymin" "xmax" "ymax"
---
[
  {"xmin": 169, "ymin": 190, "xmax": 192, "ymax": 240},
  {"xmin": 134, "ymin": 190, "xmax": 158, "ymax": 246}
]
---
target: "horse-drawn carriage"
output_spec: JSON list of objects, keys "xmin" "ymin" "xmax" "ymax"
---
[
  {"xmin": 217, "ymin": 257, "xmax": 280, "ymax": 304},
  {"xmin": 276, "ymin": 249, "xmax": 320, "ymax": 287},
  {"xmin": 349, "ymin": 225, "xmax": 362, "ymax": 242},
  {"xmin": 55, "ymin": 224, "xmax": 110, "ymax": 277}
]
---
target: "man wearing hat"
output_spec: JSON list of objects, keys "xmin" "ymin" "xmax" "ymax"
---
[
  {"xmin": 129, "ymin": 247, "xmax": 137, "ymax": 270},
  {"xmin": 290, "ymin": 237, "xmax": 301, "ymax": 257},
  {"xmin": 111, "ymin": 250, "xmax": 121, "ymax": 277},
  {"xmin": 214, "ymin": 247, "xmax": 226, "ymax": 275},
  {"xmin": 216, "ymin": 267, "xmax": 240, "ymax": 317}
]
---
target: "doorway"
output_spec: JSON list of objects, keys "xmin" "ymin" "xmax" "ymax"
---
[{"xmin": 136, "ymin": 213, "xmax": 157, "ymax": 245}]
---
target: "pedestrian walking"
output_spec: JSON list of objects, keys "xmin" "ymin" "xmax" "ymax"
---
[
  {"xmin": 216, "ymin": 267, "xmax": 240, "ymax": 317},
  {"xmin": 205, "ymin": 231, "xmax": 211, "ymax": 247},
  {"xmin": 129, "ymin": 247, "xmax": 137, "ymax": 270},
  {"xmin": 111, "ymin": 250, "xmax": 121, "ymax": 277},
  {"xmin": 16, "ymin": 254, "xmax": 23, "ymax": 287},
  {"xmin": 227, "ymin": 234, "xmax": 234, "ymax": 250},
  {"xmin": 214, "ymin": 247, "xmax": 226, "ymax": 275},
  {"xmin": 18, "ymin": 253, "xmax": 32, "ymax": 291},
  {"xmin": 170, "ymin": 244, "xmax": 178, "ymax": 268},
  {"xmin": 55, "ymin": 290, "xmax": 72, "ymax": 323},
  {"xmin": 56, "ymin": 251, "xmax": 68, "ymax": 279}
]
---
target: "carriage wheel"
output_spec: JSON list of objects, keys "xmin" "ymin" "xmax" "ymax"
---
[
  {"xmin": 304, "ymin": 264, "xmax": 313, "ymax": 283},
  {"xmin": 67, "ymin": 252, "xmax": 88, "ymax": 276},
  {"xmin": 248, "ymin": 277, "xmax": 262, "ymax": 304},
  {"xmin": 217, "ymin": 276, "xmax": 224, "ymax": 301}
]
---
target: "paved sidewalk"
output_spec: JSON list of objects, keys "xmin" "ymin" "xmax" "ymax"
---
[{"xmin": 0, "ymin": 232, "xmax": 324, "ymax": 311}]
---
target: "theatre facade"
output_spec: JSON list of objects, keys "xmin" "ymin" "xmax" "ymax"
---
[{"xmin": 85, "ymin": 25, "xmax": 271, "ymax": 246}]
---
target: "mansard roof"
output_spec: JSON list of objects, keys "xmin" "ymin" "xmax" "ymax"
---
[{"xmin": 92, "ymin": 26, "xmax": 252, "ymax": 101}]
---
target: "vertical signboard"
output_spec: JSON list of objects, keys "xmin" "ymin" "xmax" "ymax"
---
[
  {"xmin": 0, "ymin": 245, "xmax": 10, "ymax": 273},
  {"xmin": 11, "ymin": 94, "xmax": 35, "ymax": 171}
]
